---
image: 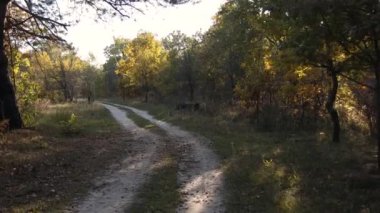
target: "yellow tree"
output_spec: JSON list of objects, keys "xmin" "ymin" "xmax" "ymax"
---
[
  {"xmin": 29, "ymin": 43, "xmax": 88, "ymax": 102},
  {"xmin": 117, "ymin": 33, "xmax": 167, "ymax": 102}
]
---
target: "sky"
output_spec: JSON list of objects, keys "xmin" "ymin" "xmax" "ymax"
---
[{"xmin": 64, "ymin": 0, "xmax": 226, "ymax": 65}]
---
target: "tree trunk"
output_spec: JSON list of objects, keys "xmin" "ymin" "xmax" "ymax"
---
[
  {"xmin": 188, "ymin": 81, "xmax": 194, "ymax": 102},
  {"xmin": 145, "ymin": 90, "xmax": 148, "ymax": 103},
  {"xmin": 143, "ymin": 82, "xmax": 149, "ymax": 103},
  {"xmin": 228, "ymin": 73, "xmax": 235, "ymax": 97},
  {"xmin": 255, "ymin": 91, "xmax": 260, "ymax": 123},
  {"xmin": 374, "ymin": 62, "xmax": 380, "ymax": 170},
  {"xmin": 0, "ymin": 1, "xmax": 22, "ymax": 129},
  {"xmin": 325, "ymin": 69, "xmax": 340, "ymax": 143},
  {"xmin": 371, "ymin": 13, "xmax": 380, "ymax": 170}
]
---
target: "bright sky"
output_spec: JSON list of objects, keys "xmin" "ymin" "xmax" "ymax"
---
[{"xmin": 65, "ymin": 0, "xmax": 226, "ymax": 65}]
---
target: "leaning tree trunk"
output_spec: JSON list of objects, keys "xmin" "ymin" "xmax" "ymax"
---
[
  {"xmin": 325, "ymin": 69, "xmax": 340, "ymax": 143},
  {"xmin": 0, "ymin": 1, "xmax": 22, "ymax": 129}
]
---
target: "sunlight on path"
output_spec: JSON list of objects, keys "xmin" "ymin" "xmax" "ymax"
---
[
  {"xmin": 113, "ymin": 103, "xmax": 225, "ymax": 213},
  {"xmin": 71, "ymin": 104, "xmax": 161, "ymax": 213}
]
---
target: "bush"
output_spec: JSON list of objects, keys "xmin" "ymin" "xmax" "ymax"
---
[
  {"xmin": 251, "ymin": 105, "xmax": 321, "ymax": 132},
  {"xmin": 59, "ymin": 113, "xmax": 81, "ymax": 136}
]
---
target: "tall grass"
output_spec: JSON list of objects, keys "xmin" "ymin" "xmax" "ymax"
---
[{"xmin": 37, "ymin": 103, "xmax": 120, "ymax": 137}]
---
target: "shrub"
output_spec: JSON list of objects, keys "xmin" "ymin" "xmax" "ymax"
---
[{"xmin": 59, "ymin": 113, "xmax": 81, "ymax": 136}]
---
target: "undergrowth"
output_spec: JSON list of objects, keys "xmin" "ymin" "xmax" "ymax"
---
[{"xmin": 37, "ymin": 103, "xmax": 120, "ymax": 137}]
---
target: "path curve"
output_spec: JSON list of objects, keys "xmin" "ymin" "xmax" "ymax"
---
[
  {"xmin": 113, "ymin": 103, "xmax": 225, "ymax": 213},
  {"xmin": 72, "ymin": 104, "xmax": 161, "ymax": 213}
]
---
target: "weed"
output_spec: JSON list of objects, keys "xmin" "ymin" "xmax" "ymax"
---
[{"xmin": 59, "ymin": 113, "xmax": 80, "ymax": 136}]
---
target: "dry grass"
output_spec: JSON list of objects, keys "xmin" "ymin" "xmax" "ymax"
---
[{"xmin": 0, "ymin": 103, "xmax": 130, "ymax": 212}]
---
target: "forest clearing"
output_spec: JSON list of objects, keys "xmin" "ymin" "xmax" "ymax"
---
[{"xmin": 1, "ymin": 0, "xmax": 380, "ymax": 212}]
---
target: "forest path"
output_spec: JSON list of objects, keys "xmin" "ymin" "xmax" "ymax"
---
[
  {"xmin": 71, "ymin": 104, "xmax": 162, "ymax": 212},
  {"xmin": 113, "ymin": 103, "xmax": 225, "ymax": 213}
]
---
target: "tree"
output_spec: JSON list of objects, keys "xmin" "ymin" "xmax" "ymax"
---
[
  {"xmin": 81, "ymin": 63, "xmax": 98, "ymax": 103},
  {"xmin": 27, "ymin": 42, "xmax": 91, "ymax": 103},
  {"xmin": 198, "ymin": 0, "xmax": 254, "ymax": 102},
  {"xmin": 0, "ymin": 0, "xmax": 193, "ymax": 129},
  {"xmin": 103, "ymin": 37, "xmax": 129, "ymax": 97},
  {"xmin": 116, "ymin": 32, "xmax": 167, "ymax": 102},
  {"xmin": 0, "ymin": 1, "xmax": 22, "ymax": 128},
  {"xmin": 331, "ymin": 0, "xmax": 380, "ymax": 168},
  {"xmin": 7, "ymin": 49, "xmax": 40, "ymax": 126},
  {"xmin": 279, "ymin": 0, "xmax": 350, "ymax": 143},
  {"xmin": 162, "ymin": 31, "xmax": 200, "ymax": 101}
]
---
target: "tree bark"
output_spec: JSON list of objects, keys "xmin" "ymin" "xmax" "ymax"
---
[
  {"xmin": 372, "ymin": 9, "xmax": 380, "ymax": 170},
  {"xmin": 0, "ymin": 1, "xmax": 22, "ymax": 129},
  {"xmin": 144, "ymin": 90, "xmax": 148, "ymax": 103},
  {"xmin": 325, "ymin": 69, "xmax": 340, "ymax": 143},
  {"xmin": 188, "ymin": 79, "xmax": 194, "ymax": 102},
  {"xmin": 374, "ymin": 62, "xmax": 380, "ymax": 170}
]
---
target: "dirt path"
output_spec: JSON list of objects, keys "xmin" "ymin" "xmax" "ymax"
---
[
  {"xmin": 113, "ymin": 103, "xmax": 225, "ymax": 213},
  {"xmin": 71, "ymin": 104, "xmax": 162, "ymax": 213}
]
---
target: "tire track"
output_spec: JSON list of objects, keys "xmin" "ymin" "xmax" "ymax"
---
[
  {"xmin": 113, "ymin": 103, "xmax": 225, "ymax": 213},
  {"xmin": 71, "ymin": 104, "xmax": 162, "ymax": 213}
]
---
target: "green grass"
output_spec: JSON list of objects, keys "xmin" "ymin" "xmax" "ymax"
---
[
  {"xmin": 111, "ymin": 98, "xmax": 380, "ymax": 212},
  {"xmin": 118, "ymin": 107, "xmax": 179, "ymax": 213},
  {"xmin": 37, "ymin": 103, "xmax": 120, "ymax": 137},
  {"xmin": 116, "ymin": 106, "xmax": 167, "ymax": 136},
  {"xmin": 126, "ymin": 151, "xmax": 179, "ymax": 213},
  {"xmin": 106, "ymin": 98, "xmax": 172, "ymax": 121}
]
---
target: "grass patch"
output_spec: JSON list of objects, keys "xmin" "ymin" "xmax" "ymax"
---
[
  {"xmin": 0, "ymin": 102, "xmax": 129, "ymax": 212},
  {"xmin": 106, "ymin": 99, "xmax": 172, "ymax": 121},
  {"xmin": 110, "ymin": 99, "xmax": 380, "ymax": 212},
  {"xmin": 37, "ymin": 103, "xmax": 120, "ymax": 137},
  {"xmin": 116, "ymin": 106, "xmax": 167, "ymax": 136},
  {"xmin": 127, "ymin": 149, "xmax": 179, "ymax": 213}
]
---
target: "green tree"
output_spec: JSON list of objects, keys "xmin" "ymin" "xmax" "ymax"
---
[
  {"xmin": 330, "ymin": 0, "xmax": 380, "ymax": 168},
  {"xmin": 162, "ymin": 31, "xmax": 200, "ymax": 101},
  {"xmin": 276, "ymin": 0, "xmax": 351, "ymax": 142},
  {"xmin": 103, "ymin": 37, "xmax": 130, "ymax": 97},
  {"xmin": 116, "ymin": 32, "xmax": 167, "ymax": 102}
]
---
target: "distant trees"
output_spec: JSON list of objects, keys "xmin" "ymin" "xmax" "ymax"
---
[
  {"xmin": 103, "ymin": 38, "xmax": 129, "ymax": 97},
  {"xmin": 0, "ymin": 0, "xmax": 194, "ymax": 129},
  {"xmin": 116, "ymin": 33, "xmax": 167, "ymax": 102},
  {"xmin": 0, "ymin": 42, "xmax": 99, "ymax": 126},
  {"xmin": 162, "ymin": 31, "xmax": 200, "ymax": 101},
  {"xmin": 29, "ymin": 44, "xmax": 89, "ymax": 102}
]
